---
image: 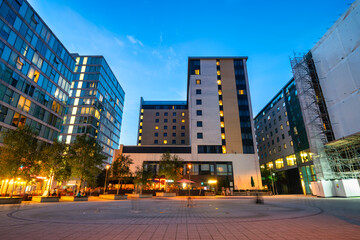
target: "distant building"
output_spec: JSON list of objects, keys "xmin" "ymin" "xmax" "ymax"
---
[
  {"xmin": 254, "ymin": 79, "xmax": 316, "ymax": 194},
  {"xmin": 61, "ymin": 55, "xmax": 125, "ymax": 163},
  {"xmin": 117, "ymin": 57, "xmax": 261, "ymax": 192},
  {"xmin": 290, "ymin": 0, "xmax": 360, "ymax": 197},
  {"xmin": 0, "ymin": 0, "xmax": 75, "ymax": 144},
  {"xmin": 137, "ymin": 98, "xmax": 189, "ymax": 146}
]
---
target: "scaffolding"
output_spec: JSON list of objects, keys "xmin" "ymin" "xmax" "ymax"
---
[
  {"xmin": 290, "ymin": 52, "xmax": 335, "ymax": 180},
  {"xmin": 290, "ymin": 52, "xmax": 360, "ymax": 180}
]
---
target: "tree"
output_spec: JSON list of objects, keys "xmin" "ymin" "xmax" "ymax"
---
[
  {"xmin": 112, "ymin": 154, "xmax": 133, "ymax": 194},
  {"xmin": 133, "ymin": 165, "xmax": 152, "ymax": 194},
  {"xmin": 0, "ymin": 126, "xmax": 40, "ymax": 197},
  {"xmin": 39, "ymin": 141, "xmax": 71, "ymax": 196},
  {"xmin": 68, "ymin": 135, "xmax": 107, "ymax": 194},
  {"xmin": 260, "ymin": 166, "xmax": 278, "ymax": 194},
  {"xmin": 158, "ymin": 152, "xmax": 183, "ymax": 192}
]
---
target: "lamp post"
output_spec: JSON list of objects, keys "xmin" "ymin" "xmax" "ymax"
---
[
  {"xmin": 104, "ymin": 164, "xmax": 110, "ymax": 194},
  {"xmin": 270, "ymin": 168, "xmax": 275, "ymax": 195},
  {"xmin": 188, "ymin": 164, "xmax": 192, "ymax": 196}
]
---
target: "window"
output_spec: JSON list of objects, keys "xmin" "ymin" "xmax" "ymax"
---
[
  {"xmin": 197, "ymin": 121, "xmax": 203, "ymax": 127},
  {"xmin": 294, "ymin": 127, "xmax": 298, "ymax": 135},
  {"xmin": 163, "ymin": 133, "xmax": 167, "ymax": 137},
  {"xmin": 282, "ymin": 134, "xmax": 285, "ymax": 139},
  {"xmin": 181, "ymin": 112, "xmax": 185, "ymax": 116},
  {"xmin": 163, "ymin": 140, "xmax": 167, "ymax": 144},
  {"xmin": 164, "ymin": 112, "xmax": 168, "ymax": 116},
  {"xmin": 154, "ymin": 132, "xmax": 158, "ymax": 137},
  {"xmin": 164, "ymin": 126, "xmax": 168, "ymax": 130},
  {"xmin": 197, "ymin": 133, "xmax": 203, "ymax": 139},
  {"xmin": 196, "ymin": 79, "xmax": 201, "ymax": 85},
  {"xmin": 181, "ymin": 132, "xmax": 185, "ymax": 137},
  {"xmin": 172, "ymin": 133, "xmax": 176, "ymax": 137},
  {"xmin": 172, "ymin": 140, "xmax": 176, "ymax": 144},
  {"xmin": 164, "ymin": 119, "xmax": 168, "ymax": 123},
  {"xmin": 217, "ymin": 70, "xmax": 221, "ymax": 76},
  {"xmin": 196, "ymin": 89, "xmax": 201, "ymax": 94},
  {"xmin": 27, "ymin": 67, "xmax": 40, "ymax": 83},
  {"xmin": 154, "ymin": 140, "xmax": 158, "ymax": 144},
  {"xmin": 156, "ymin": 112, "xmax": 159, "ymax": 116},
  {"xmin": 190, "ymin": 60, "xmax": 200, "ymax": 75},
  {"xmin": 286, "ymin": 121, "xmax": 289, "ymax": 126},
  {"xmin": 181, "ymin": 140, "xmax": 185, "ymax": 144},
  {"xmin": 290, "ymin": 141, "xmax": 293, "ymax": 146},
  {"xmin": 173, "ymin": 112, "xmax": 176, "ymax": 116},
  {"xmin": 286, "ymin": 155, "xmax": 296, "ymax": 166},
  {"xmin": 16, "ymin": 57, "xmax": 25, "ymax": 70},
  {"xmin": 196, "ymin": 110, "xmax": 202, "ymax": 116},
  {"xmin": 196, "ymin": 99, "xmax": 202, "ymax": 105},
  {"xmin": 275, "ymin": 158, "xmax": 284, "ymax": 169},
  {"xmin": 32, "ymin": 52, "xmax": 43, "ymax": 68},
  {"xmin": 155, "ymin": 126, "xmax": 159, "ymax": 129},
  {"xmin": 238, "ymin": 89, "xmax": 245, "ymax": 95},
  {"xmin": 284, "ymin": 143, "xmax": 287, "ymax": 149},
  {"xmin": 173, "ymin": 119, "xmax": 176, "ymax": 123},
  {"xmin": 280, "ymin": 124, "xmax": 284, "ymax": 130},
  {"xmin": 181, "ymin": 126, "xmax": 185, "ymax": 130},
  {"xmin": 155, "ymin": 119, "xmax": 159, "ymax": 123}
]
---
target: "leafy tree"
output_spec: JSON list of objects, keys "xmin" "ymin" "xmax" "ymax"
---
[
  {"xmin": 39, "ymin": 141, "xmax": 71, "ymax": 196},
  {"xmin": 133, "ymin": 165, "xmax": 152, "ymax": 194},
  {"xmin": 260, "ymin": 166, "xmax": 278, "ymax": 194},
  {"xmin": 112, "ymin": 154, "xmax": 133, "ymax": 194},
  {"xmin": 0, "ymin": 126, "xmax": 40, "ymax": 197},
  {"xmin": 68, "ymin": 135, "xmax": 107, "ymax": 194},
  {"xmin": 158, "ymin": 152, "xmax": 183, "ymax": 192}
]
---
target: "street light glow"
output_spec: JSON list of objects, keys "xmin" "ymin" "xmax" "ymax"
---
[{"xmin": 105, "ymin": 164, "xmax": 110, "ymax": 170}]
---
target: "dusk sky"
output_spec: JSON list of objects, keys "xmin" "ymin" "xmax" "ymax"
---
[{"xmin": 28, "ymin": 0, "xmax": 351, "ymax": 146}]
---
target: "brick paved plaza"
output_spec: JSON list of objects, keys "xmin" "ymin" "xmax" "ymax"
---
[{"xmin": 0, "ymin": 196, "xmax": 359, "ymax": 240}]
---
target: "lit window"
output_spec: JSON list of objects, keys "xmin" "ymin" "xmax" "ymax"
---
[
  {"xmin": 280, "ymin": 124, "xmax": 284, "ymax": 130},
  {"xmin": 27, "ymin": 67, "xmax": 40, "ymax": 83},
  {"xmin": 222, "ymin": 145, "xmax": 227, "ymax": 154},
  {"xmin": 182, "ymin": 112, "xmax": 185, "ymax": 116},
  {"xmin": 139, "ymin": 129, "xmax": 142, "ymax": 133},
  {"xmin": 140, "ymin": 116, "xmax": 143, "ymax": 119},
  {"xmin": 219, "ymin": 100, "xmax": 223, "ymax": 106},
  {"xmin": 196, "ymin": 79, "xmax": 201, "ymax": 85},
  {"xmin": 286, "ymin": 154, "xmax": 296, "ymax": 166},
  {"xmin": 140, "ymin": 122, "xmax": 143, "ymax": 126},
  {"xmin": 138, "ymin": 143, "xmax": 141, "ymax": 146},
  {"xmin": 220, "ymin": 111, "xmax": 224, "ymax": 117},
  {"xmin": 16, "ymin": 57, "xmax": 24, "ymax": 70},
  {"xmin": 220, "ymin": 122, "xmax": 225, "ymax": 128},
  {"xmin": 181, "ymin": 119, "xmax": 185, "ymax": 123},
  {"xmin": 218, "ymin": 90, "xmax": 222, "ymax": 95},
  {"xmin": 217, "ymin": 80, "xmax": 221, "ymax": 85},
  {"xmin": 217, "ymin": 70, "xmax": 221, "ymax": 75},
  {"xmin": 286, "ymin": 121, "xmax": 289, "ymax": 126},
  {"xmin": 155, "ymin": 126, "xmax": 159, "ymax": 129},
  {"xmin": 239, "ymin": 90, "xmax": 245, "ymax": 95},
  {"xmin": 216, "ymin": 61, "xmax": 220, "ymax": 66},
  {"xmin": 290, "ymin": 140, "xmax": 293, "ymax": 146},
  {"xmin": 138, "ymin": 136, "xmax": 141, "ymax": 140},
  {"xmin": 266, "ymin": 162, "xmax": 274, "ymax": 169},
  {"xmin": 195, "ymin": 69, "xmax": 200, "ymax": 75},
  {"xmin": 163, "ymin": 140, "xmax": 167, "ymax": 144},
  {"xmin": 284, "ymin": 143, "xmax": 287, "ymax": 149},
  {"xmin": 294, "ymin": 127, "xmax": 298, "ymax": 135},
  {"xmin": 275, "ymin": 158, "xmax": 284, "ymax": 169},
  {"xmin": 221, "ymin": 133, "xmax": 225, "ymax": 139},
  {"xmin": 141, "ymin": 109, "xmax": 144, "ymax": 113}
]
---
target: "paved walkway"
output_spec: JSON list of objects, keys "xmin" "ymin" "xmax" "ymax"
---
[{"xmin": 0, "ymin": 196, "xmax": 359, "ymax": 239}]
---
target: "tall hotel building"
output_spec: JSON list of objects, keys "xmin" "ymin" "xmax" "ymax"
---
[
  {"xmin": 117, "ymin": 57, "xmax": 261, "ymax": 191},
  {"xmin": 0, "ymin": 0, "xmax": 74, "ymax": 144},
  {"xmin": 61, "ymin": 55, "xmax": 125, "ymax": 163}
]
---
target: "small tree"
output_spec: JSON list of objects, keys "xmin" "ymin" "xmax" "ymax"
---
[
  {"xmin": 39, "ymin": 141, "xmax": 71, "ymax": 196},
  {"xmin": 260, "ymin": 166, "xmax": 277, "ymax": 194},
  {"xmin": 158, "ymin": 152, "xmax": 183, "ymax": 192},
  {"xmin": 133, "ymin": 165, "xmax": 152, "ymax": 194},
  {"xmin": 0, "ymin": 126, "xmax": 40, "ymax": 197},
  {"xmin": 68, "ymin": 135, "xmax": 107, "ymax": 194},
  {"xmin": 112, "ymin": 154, "xmax": 133, "ymax": 194}
]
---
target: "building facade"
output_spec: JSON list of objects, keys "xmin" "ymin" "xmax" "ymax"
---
[
  {"xmin": 290, "ymin": 0, "xmax": 360, "ymax": 197},
  {"xmin": 254, "ymin": 79, "xmax": 316, "ymax": 194},
  {"xmin": 61, "ymin": 55, "xmax": 125, "ymax": 163},
  {"xmin": 137, "ymin": 98, "xmax": 189, "ymax": 146},
  {"xmin": 0, "ymin": 0, "xmax": 74, "ymax": 144},
  {"xmin": 117, "ymin": 57, "xmax": 261, "ymax": 192}
]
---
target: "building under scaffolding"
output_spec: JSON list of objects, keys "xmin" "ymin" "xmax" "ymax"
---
[{"xmin": 288, "ymin": 0, "xmax": 360, "ymax": 197}]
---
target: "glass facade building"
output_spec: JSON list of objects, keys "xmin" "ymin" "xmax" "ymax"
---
[
  {"xmin": 0, "ymin": 0, "xmax": 74, "ymax": 143},
  {"xmin": 61, "ymin": 55, "xmax": 125, "ymax": 163}
]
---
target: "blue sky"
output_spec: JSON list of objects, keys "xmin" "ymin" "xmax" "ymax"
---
[{"xmin": 28, "ymin": 0, "xmax": 351, "ymax": 145}]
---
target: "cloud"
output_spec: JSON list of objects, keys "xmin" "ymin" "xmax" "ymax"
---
[
  {"xmin": 127, "ymin": 35, "xmax": 144, "ymax": 47},
  {"xmin": 114, "ymin": 37, "xmax": 124, "ymax": 47}
]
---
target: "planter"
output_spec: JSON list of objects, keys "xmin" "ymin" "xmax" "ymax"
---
[
  {"xmin": 0, "ymin": 197, "xmax": 22, "ymax": 204},
  {"xmin": 61, "ymin": 196, "xmax": 88, "ymax": 201},
  {"xmin": 156, "ymin": 192, "xmax": 176, "ymax": 197},
  {"xmin": 127, "ymin": 194, "xmax": 152, "ymax": 198},
  {"xmin": 32, "ymin": 196, "xmax": 60, "ymax": 203},
  {"xmin": 99, "ymin": 194, "xmax": 127, "ymax": 200}
]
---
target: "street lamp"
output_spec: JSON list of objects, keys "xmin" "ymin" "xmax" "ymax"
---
[
  {"xmin": 187, "ymin": 164, "xmax": 192, "ymax": 196},
  {"xmin": 104, "ymin": 164, "xmax": 110, "ymax": 194}
]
